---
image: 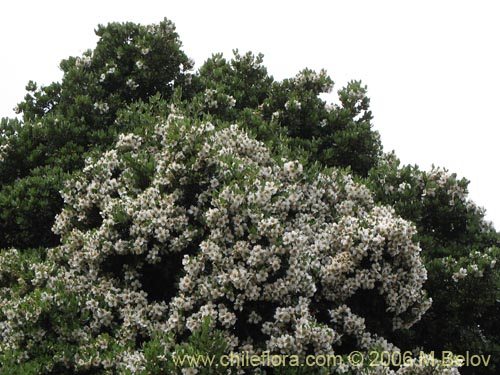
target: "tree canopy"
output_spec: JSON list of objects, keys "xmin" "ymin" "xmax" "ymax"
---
[{"xmin": 0, "ymin": 18, "xmax": 498, "ymax": 375}]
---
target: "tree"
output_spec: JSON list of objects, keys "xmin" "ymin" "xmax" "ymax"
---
[{"xmin": 0, "ymin": 18, "xmax": 497, "ymax": 374}]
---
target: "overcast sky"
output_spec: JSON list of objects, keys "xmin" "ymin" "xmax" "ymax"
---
[{"xmin": 1, "ymin": 0, "xmax": 499, "ymax": 228}]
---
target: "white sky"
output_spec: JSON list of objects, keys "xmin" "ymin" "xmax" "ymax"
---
[{"xmin": 1, "ymin": 0, "xmax": 499, "ymax": 229}]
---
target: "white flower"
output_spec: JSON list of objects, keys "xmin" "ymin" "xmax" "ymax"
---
[
  {"xmin": 227, "ymin": 95, "xmax": 236, "ymax": 108},
  {"xmin": 116, "ymin": 133, "xmax": 142, "ymax": 151},
  {"xmin": 452, "ymin": 267, "xmax": 468, "ymax": 282},
  {"xmin": 93, "ymin": 102, "xmax": 109, "ymax": 113},
  {"xmin": 136, "ymin": 60, "xmax": 145, "ymax": 70},
  {"xmin": 126, "ymin": 78, "xmax": 139, "ymax": 90},
  {"xmin": 398, "ymin": 182, "xmax": 411, "ymax": 192},
  {"xmin": 284, "ymin": 99, "xmax": 301, "ymax": 110},
  {"xmin": 76, "ymin": 55, "xmax": 92, "ymax": 68},
  {"xmin": 0, "ymin": 143, "xmax": 10, "ymax": 162}
]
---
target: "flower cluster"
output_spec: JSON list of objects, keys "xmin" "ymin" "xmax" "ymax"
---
[
  {"xmin": 376, "ymin": 152, "xmax": 478, "ymax": 208},
  {"xmin": 75, "ymin": 53, "xmax": 92, "ymax": 68},
  {"xmin": 284, "ymin": 99, "xmax": 301, "ymax": 110},
  {"xmin": 93, "ymin": 101, "xmax": 109, "ymax": 113},
  {"xmin": 294, "ymin": 68, "xmax": 334, "ymax": 93},
  {"xmin": 204, "ymin": 89, "xmax": 236, "ymax": 110},
  {"xmin": 126, "ymin": 78, "xmax": 139, "ymax": 90},
  {"xmin": 441, "ymin": 247, "xmax": 499, "ymax": 283},
  {"xmin": 0, "ymin": 142, "xmax": 9, "ymax": 162}
]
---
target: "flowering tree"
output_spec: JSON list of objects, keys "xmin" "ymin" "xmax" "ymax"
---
[
  {"xmin": 1, "ymin": 109, "xmax": 445, "ymax": 374},
  {"xmin": 0, "ymin": 18, "xmax": 497, "ymax": 374}
]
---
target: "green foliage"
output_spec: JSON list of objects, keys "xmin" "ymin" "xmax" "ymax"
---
[
  {"xmin": 0, "ymin": 165, "xmax": 65, "ymax": 249},
  {"xmin": 17, "ymin": 19, "xmax": 191, "ymax": 125},
  {"xmin": 194, "ymin": 51, "xmax": 382, "ymax": 176},
  {"xmin": 160, "ymin": 317, "xmax": 229, "ymax": 375},
  {"xmin": 367, "ymin": 153, "xmax": 500, "ymax": 375},
  {"xmin": 262, "ymin": 75, "xmax": 381, "ymax": 176},
  {"xmin": 197, "ymin": 50, "xmax": 274, "ymax": 112}
]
